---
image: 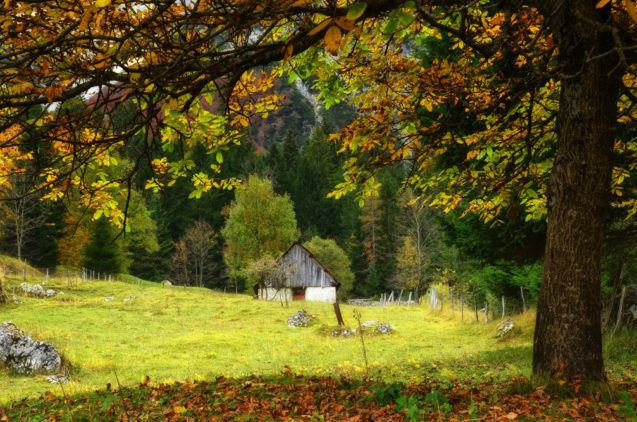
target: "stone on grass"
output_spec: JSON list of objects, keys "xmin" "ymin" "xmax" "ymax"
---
[
  {"xmin": 0, "ymin": 322, "xmax": 61, "ymax": 374},
  {"xmin": 46, "ymin": 375, "xmax": 69, "ymax": 384},
  {"xmin": 361, "ymin": 320, "xmax": 377, "ymax": 327},
  {"xmin": 44, "ymin": 289, "xmax": 57, "ymax": 297},
  {"xmin": 21, "ymin": 283, "xmax": 44, "ymax": 297},
  {"xmin": 104, "ymin": 296, "xmax": 114, "ymax": 302},
  {"xmin": 122, "ymin": 295, "xmax": 136, "ymax": 302},
  {"xmin": 287, "ymin": 310, "xmax": 316, "ymax": 327},
  {"xmin": 376, "ymin": 322, "xmax": 394, "ymax": 335},
  {"xmin": 12, "ymin": 296, "xmax": 22, "ymax": 304},
  {"xmin": 162, "ymin": 280, "xmax": 172, "ymax": 286},
  {"xmin": 330, "ymin": 326, "xmax": 354, "ymax": 338},
  {"xmin": 495, "ymin": 319, "xmax": 515, "ymax": 338}
]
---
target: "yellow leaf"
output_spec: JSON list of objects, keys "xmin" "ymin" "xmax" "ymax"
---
[
  {"xmin": 173, "ymin": 405, "xmax": 187, "ymax": 414},
  {"xmin": 291, "ymin": 0, "xmax": 312, "ymax": 6},
  {"xmin": 596, "ymin": 0, "xmax": 611, "ymax": 7},
  {"xmin": 625, "ymin": 0, "xmax": 637, "ymax": 24},
  {"xmin": 95, "ymin": 0, "xmax": 111, "ymax": 7},
  {"xmin": 324, "ymin": 25, "xmax": 342, "ymax": 55},
  {"xmin": 504, "ymin": 412, "xmax": 518, "ymax": 420},
  {"xmin": 308, "ymin": 18, "xmax": 332, "ymax": 36}
]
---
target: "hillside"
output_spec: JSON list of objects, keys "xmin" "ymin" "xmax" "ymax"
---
[{"xmin": 0, "ymin": 273, "xmax": 543, "ymax": 402}]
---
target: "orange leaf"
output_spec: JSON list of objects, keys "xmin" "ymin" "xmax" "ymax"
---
[
  {"xmin": 505, "ymin": 412, "xmax": 518, "ymax": 420},
  {"xmin": 625, "ymin": 0, "xmax": 637, "ymax": 23},
  {"xmin": 596, "ymin": 0, "xmax": 611, "ymax": 7},
  {"xmin": 324, "ymin": 25, "xmax": 342, "ymax": 55},
  {"xmin": 308, "ymin": 18, "xmax": 332, "ymax": 36},
  {"xmin": 334, "ymin": 16, "xmax": 357, "ymax": 31},
  {"xmin": 283, "ymin": 43, "xmax": 293, "ymax": 62}
]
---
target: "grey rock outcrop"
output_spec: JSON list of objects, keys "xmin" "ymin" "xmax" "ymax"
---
[
  {"xmin": 287, "ymin": 310, "xmax": 316, "ymax": 327},
  {"xmin": 0, "ymin": 322, "xmax": 61, "ymax": 374},
  {"xmin": 20, "ymin": 283, "xmax": 56, "ymax": 298}
]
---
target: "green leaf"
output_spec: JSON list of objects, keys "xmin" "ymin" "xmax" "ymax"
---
[
  {"xmin": 346, "ymin": 2, "xmax": 367, "ymax": 20},
  {"xmin": 216, "ymin": 152, "xmax": 223, "ymax": 163}
]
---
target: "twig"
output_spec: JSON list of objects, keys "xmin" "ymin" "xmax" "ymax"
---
[
  {"xmin": 352, "ymin": 309, "xmax": 369, "ymax": 375},
  {"xmin": 58, "ymin": 380, "xmax": 75, "ymax": 422},
  {"xmin": 113, "ymin": 369, "xmax": 131, "ymax": 420}
]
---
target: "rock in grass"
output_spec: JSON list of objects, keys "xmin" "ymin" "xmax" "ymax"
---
[
  {"xmin": 376, "ymin": 322, "xmax": 394, "ymax": 335},
  {"xmin": 162, "ymin": 280, "xmax": 172, "ymax": 286},
  {"xmin": 122, "ymin": 295, "xmax": 136, "ymax": 302},
  {"xmin": 495, "ymin": 319, "xmax": 515, "ymax": 338},
  {"xmin": 0, "ymin": 322, "xmax": 61, "ymax": 374},
  {"xmin": 287, "ymin": 310, "xmax": 316, "ymax": 327},
  {"xmin": 330, "ymin": 326, "xmax": 354, "ymax": 338},
  {"xmin": 104, "ymin": 297, "xmax": 114, "ymax": 302},
  {"xmin": 46, "ymin": 375, "xmax": 69, "ymax": 384},
  {"xmin": 20, "ymin": 283, "xmax": 57, "ymax": 298},
  {"xmin": 12, "ymin": 296, "xmax": 22, "ymax": 304}
]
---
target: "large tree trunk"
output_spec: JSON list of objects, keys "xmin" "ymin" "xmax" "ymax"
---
[{"xmin": 533, "ymin": 2, "xmax": 621, "ymax": 380}]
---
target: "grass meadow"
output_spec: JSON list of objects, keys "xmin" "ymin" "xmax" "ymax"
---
[{"xmin": 1, "ymin": 269, "xmax": 635, "ymax": 404}]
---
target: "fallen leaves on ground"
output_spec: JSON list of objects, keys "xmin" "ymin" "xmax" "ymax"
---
[{"xmin": 1, "ymin": 371, "xmax": 635, "ymax": 421}]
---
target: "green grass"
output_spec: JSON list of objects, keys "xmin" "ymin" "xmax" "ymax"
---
[{"xmin": 0, "ymin": 273, "xmax": 633, "ymax": 404}]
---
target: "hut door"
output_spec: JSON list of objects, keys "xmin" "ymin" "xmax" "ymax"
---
[{"xmin": 292, "ymin": 288, "xmax": 305, "ymax": 301}]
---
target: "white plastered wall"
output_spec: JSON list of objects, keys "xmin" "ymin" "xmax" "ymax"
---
[{"xmin": 305, "ymin": 286, "xmax": 336, "ymax": 303}]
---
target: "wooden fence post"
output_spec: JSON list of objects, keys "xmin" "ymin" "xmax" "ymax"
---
[
  {"xmin": 333, "ymin": 302, "xmax": 345, "ymax": 326},
  {"xmin": 501, "ymin": 296, "xmax": 505, "ymax": 319},
  {"xmin": 613, "ymin": 286, "xmax": 627, "ymax": 333},
  {"xmin": 484, "ymin": 301, "xmax": 489, "ymax": 324},
  {"xmin": 407, "ymin": 291, "xmax": 412, "ymax": 305},
  {"xmin": 473, "ymin": 294, "xmax": 478, "ymax": 322},
  {"xmin": 45, "ymin": 268, "xmax": 49, "ymax": 284}
]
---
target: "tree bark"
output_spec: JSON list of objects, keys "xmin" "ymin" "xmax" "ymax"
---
[{"xmin": 533, "ymin": 1, "xmax": 621, "ymax": 380}]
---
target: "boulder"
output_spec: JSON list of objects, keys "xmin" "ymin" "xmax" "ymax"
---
[
  {"xmin": 495, "ymin": 319, "xmax": 515, "ymax": 338},
  {"xmin": 287, "ymin": 309, "xmax": 316, "ymax": 327},
  {"xmin": 12, "ymin": 296, "xmax": 22, "ymax": 304},
  {"xmin": 0, "ymin": 322, "xmax": 61, "ymax": 374},
  {"xmin": 162, "ymin": 280, "xmax": 172, "ymax": 286}
]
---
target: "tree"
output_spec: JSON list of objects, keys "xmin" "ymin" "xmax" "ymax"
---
[
  {"xmin": 303, "ymin": 236, "xmax": 354, "ymax": 298},
  {"xmin": 82, "ymin": 218, "xmax": 127, "ymax": 274},
  {"xmin": 170, "ymin": 221, "xmax": 216, "ymax": 287},
  {"xmin": 2, "ymin": 0, "xmax": 636, "ymax": 381},
  {"xmin": 0, "ymin": 174, "xmax": 46, "ymax": 260},
  {"xmin": 221, "ymin": 175, "xmax": 299, "ymax": 282}
]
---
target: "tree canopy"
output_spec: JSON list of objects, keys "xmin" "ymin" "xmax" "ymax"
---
[{"xmin": 1, "ymin": 0, "xmax": 636, "ymax": 380}]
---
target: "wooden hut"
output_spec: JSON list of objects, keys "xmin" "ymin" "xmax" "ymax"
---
[{"xmin": 258, "ymin": 242, "xmax": 340, "ymax": 303}]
